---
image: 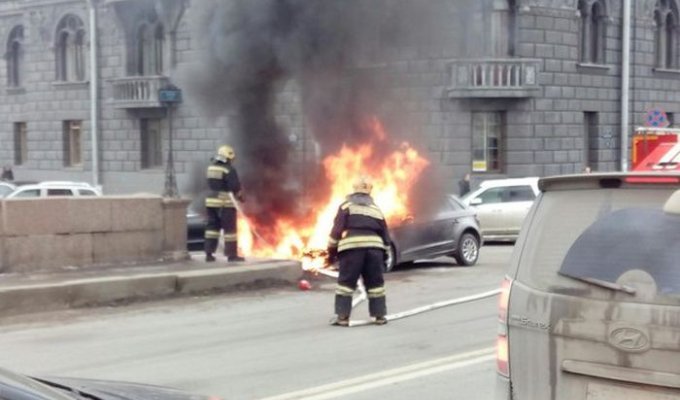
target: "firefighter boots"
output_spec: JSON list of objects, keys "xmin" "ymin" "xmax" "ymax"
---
[{"xmin": 205, "ymin": 254, "xmax": 216, "ymax": 262}]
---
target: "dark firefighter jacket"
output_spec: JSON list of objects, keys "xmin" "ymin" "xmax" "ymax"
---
[
  {"xmin": 328, "ymin": 193, "xmax": 391, "ymax": 256},
  {"xmin": 205, "ymin": 159, "xmax": 242, "ymax": 208}
]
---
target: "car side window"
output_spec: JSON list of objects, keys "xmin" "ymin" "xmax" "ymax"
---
[
  {"xmin": 476, "ymin": 187, "xmax": 504, "ymax": 204},
  {"xmin": 78, "ymin": 189, "xmax": 97, "ymax": 196},
  {"xmin": 47, "ymin": 188, "xmax": 74, "ymax": 196},
  {"xmin": 503, "ymin": 186, "xmax": 536, "ymax": 203},
  {"xmin": 13, "ymin": 189, "xmax": 40, "ymax": 198}
]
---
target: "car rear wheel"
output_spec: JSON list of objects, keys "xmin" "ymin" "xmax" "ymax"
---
[
  {"xmin": 384, "ymin": 245, "xmax": 396, "ymax": 273},
  {"xmin": 454, "ymin": 233, "xmax": 479, "ymax": 266}
]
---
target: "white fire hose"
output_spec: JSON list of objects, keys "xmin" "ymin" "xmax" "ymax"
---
[{"xmin": 311, "ymin": 264, "xmax": 500, "ymax": 327}]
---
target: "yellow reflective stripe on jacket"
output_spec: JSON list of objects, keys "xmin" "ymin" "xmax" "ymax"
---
[
  {"xmin": 335, "ymin": 285, "xmax": 354, "ymax": 297},
  {"xmin": 207, "ymin": 165, "xmax": 229, "ymax": 179},
  {"xmin": 205, "ymin": 230, "xmax": 221, "ymax": 239},
  {"xmin": 205, "ymin": 196, "xmax": 236, "ymax": 208},
  {"xmin": 223, "ymin": 233, "xmax": 237, "ymax": 242},
  {"xmin": 338, "ymin": 235, "xmax": 385, "ymax": 252},
  {"xmin": 205, "ymin": 198, "xmax": 224, "ymax": 208},
  {"xmin": 348, "ymin": 204, "xmax": 384, "ymax": 220},
  {"xmin": 367, "ymin": 287, "xmax": 386, "ymax": 298},
  {"xmin": 328, "ymin": 237, "xmax": 339, "ymax": 247}
]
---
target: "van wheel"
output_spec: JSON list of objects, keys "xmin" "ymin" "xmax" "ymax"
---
[
  {"xmin": 454, "ymin": 233, "xmax": 479, "ymax": 266},
  {"xmin": 384, "ymin": 245, "xmax": 396, "ymax": 273}
]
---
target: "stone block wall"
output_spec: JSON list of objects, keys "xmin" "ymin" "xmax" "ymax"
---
[{"xmin": 0, "ymin": 196, "xmax": 189, "ymax": 273}]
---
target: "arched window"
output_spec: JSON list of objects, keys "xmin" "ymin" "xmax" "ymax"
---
[
  {"xmin": 154, "ymin": 24, "xmax": 164, "ymax": 75},
  {"xmin": 579, "ymin": 0, "xmax": 607, "ymax": 64},
  {"xmin": 55, "ymin": 14, "xmax": 86, "ymax": 81},
  {"xmin": 136, "ymin": 24, "xmax": 150, "ymax": 75},
  {"xmin": 7, "ymin": 25, "xmax": 23, "ymax": 87},
  {"xmin": 655, "ymin": 0, "xmax": 680, "ymax": 69},
  {"xmin": 135, "ymin": 21, "xmax": 164, "ymax": 76},
  {"xmin": 492, "ymin": 0, "xmax": 516, "ymax": 57},
  {"xmin": 591, "ymin": 1, "xmax": 606, "ymax": 64}
]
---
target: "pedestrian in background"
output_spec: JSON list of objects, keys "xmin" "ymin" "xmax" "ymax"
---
[
  {"xmin": 458, "ymin": 172, "xmax": 471, "ymax": 197},
  {"xmin": 1, "ymin": 165, "xmax": 14, "ymax": 181},
  {"xmin": 327, "ymin": 176, "xmax": 391, "ymax": 327}
]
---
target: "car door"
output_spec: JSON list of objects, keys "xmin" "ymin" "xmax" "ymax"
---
[
  {"xmin": 498, "ymin": 185, "xmax": 537, "ymax": 236},
  {"xmin": 468, "ymin": 186, "xmax": 506, "ymax": 237},
  {"xmin": 392, "ymin": 197, "xmax": 457, "ymax": 261}
]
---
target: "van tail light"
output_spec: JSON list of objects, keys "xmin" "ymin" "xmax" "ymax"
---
[
  {"xmin": 497, "ymin": 277, "xmax": 513, "ymax": 378},
  {"xmin": 497, "ymin": 336, "xmax": 509, "ymax": 377}
]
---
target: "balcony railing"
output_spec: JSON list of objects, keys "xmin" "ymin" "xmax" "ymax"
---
[
  {"xmin": 110, "ymin": 76, "xmax": 170, "ymax": 109},
  {"xmin": 447, "ymin": 59, "xmax": 541, "ymax": 98}
]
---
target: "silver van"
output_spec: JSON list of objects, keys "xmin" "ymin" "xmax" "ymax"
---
[{"xmin": 496, "ymin": 173, "xmax": 680, "ymax": 399}]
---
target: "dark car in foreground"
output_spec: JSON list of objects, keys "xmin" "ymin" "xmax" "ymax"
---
[
  {"xmin": 385, "ymin": 194, "xmax": 482, "ymax": 271},
  {"xmin": 0, "ymin": 366, "xmax": 217, "ymax": 399}
]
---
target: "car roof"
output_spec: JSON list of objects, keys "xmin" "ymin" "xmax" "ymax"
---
[
  {"xmin": 538, "ymin": 172, "xmax": 680, "ymax": 192},
  {"xmin": 478, "ymin": 177, "xmax": 539, "ymax": 188},
  {"xmin": 37, "ymin": 181, "xmax": 94, "ymax": 187}
]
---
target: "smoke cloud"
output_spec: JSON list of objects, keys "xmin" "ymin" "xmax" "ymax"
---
[{"xmin": 184, "ymin": 0, "xmax": 438, "ymax": 234}]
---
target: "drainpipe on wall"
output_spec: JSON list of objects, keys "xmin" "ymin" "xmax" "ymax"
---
[
  {"xmin": 88, "ymin": 0, "xmax": 100, "ymax": 187},
  {"xmin": 620, "ymin": 0, "xmax": 631, "ymax": 171}
]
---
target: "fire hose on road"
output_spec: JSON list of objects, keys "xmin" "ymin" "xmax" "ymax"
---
[
  {"xmin": 302, "ymin": 250, "xmax": 501, "ymax": 327},
  {"xmin": 231, "ymin": 194, "xmax": 500, "ymax": 327}
]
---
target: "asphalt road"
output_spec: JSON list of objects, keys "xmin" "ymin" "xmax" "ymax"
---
[{"xmin": 0, "ymin": 244, "xmax": 514, "ymax": 400}]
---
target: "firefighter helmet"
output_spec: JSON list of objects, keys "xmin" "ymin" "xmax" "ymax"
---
[
  {"xmin": 352, "ymin": 176, "xmax": 373, "ymax": 194},
  {"xmin": 217, "ymin": 145, "xmax": 236, "ymax": 161}
]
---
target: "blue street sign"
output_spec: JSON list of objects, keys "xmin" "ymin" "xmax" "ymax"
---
[{"xmin": 159, "ymin": 85, "xmax": 183, "ymax": 104}]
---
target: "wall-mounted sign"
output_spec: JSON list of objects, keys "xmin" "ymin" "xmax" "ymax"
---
[{"xmin": 644, "ymin": 108, "xmax": 669, "ymax": 128}]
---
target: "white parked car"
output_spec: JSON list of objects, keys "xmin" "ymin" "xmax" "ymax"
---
[
  {"xmin": 5, "ymin": 181, "xmax": 102, "ymax": 198},
  {"xmin": 0, "ymin": 181, "xmax": 16, "ymax": 198},
  {"xmin": 461, "ymin": 177, "xmax": 539, "ymax": 241}
]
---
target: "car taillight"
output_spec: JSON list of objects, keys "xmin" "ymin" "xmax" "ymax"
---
[
  {"xmin": 625, "ymin": 176, "xmax": 680, "ymax": 184},
  {"xmin": 497, "ymin": 336, "xmax": 509, "ymax": 377},
  {"xmin": 497, "ymin": 277, "xmax": 513, "ymax": 378}
]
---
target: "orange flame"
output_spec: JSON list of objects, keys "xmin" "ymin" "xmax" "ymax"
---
[{"xmin": 238, "ymin": 118, "xmax": 429, "ymax": 259}]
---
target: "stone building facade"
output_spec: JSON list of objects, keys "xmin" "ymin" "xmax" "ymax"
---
[{"xmin": 0, "ymin": 0, "xmax": 677, "ymax": 196}]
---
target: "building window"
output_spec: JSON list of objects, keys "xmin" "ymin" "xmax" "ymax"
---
[
  {"xmin": 472, "ymin": 112, "xmax": 504, "ymax": 172},
  {"xmin": 7, "ymin": 25, "xmax": 23, "ymax": 87},
  {"xmin": 492, "ymin": 0, "xmax": 516, "ymax": 57},
  {"xmin": 56, "ymin": 15, "xmax": 86, "ymax": 82},
  {"xmin": 584, "ymin": 112, "xmax": 599, "ymax": 170},
  {"xmin": 579, "ymin": 0, "xmax": 607, "ymax": 64},
  {"xmin": 136, "ymin": 22, "xmax": 164, "ymax": 76},
  {"xmin": 141, "ymin": 119, "xmax": 163, "ymax": 169},
  {"xmin": 13, "ymin": 122, "xmax": 27, "ymax": 165},
  {"xmin": 63, "ymin": 120, "xmax": 82, "ymax": 167},
  {"xmin": 655, "ymin": 0, "xmax": 680, "ymax": 69}
]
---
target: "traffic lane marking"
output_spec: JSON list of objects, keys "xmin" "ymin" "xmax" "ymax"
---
[{"xmin": 259, "ymin": 347, "xmax": 496, "ymax": 400}]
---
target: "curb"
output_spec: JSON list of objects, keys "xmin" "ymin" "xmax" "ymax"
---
[{"xmin": 0, "ymin": 260, "xmax": 302, "ymax": 318}]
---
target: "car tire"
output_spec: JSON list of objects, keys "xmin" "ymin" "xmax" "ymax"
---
[
  {"xmin": 384, "ymin": 245, "xmax": 397, "ymax": 273},
  {"xmin": 454, "ymin": 233, "xmax": 479, "ymax": 266}
]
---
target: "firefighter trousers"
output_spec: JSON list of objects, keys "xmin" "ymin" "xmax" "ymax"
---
[
  {"xmin": 335, "ymin": 248, "xmax": 387, "ymax": 318},
  {"xmin": 204, "ymin": 206, "xmax": 238, "ymax": 257}
]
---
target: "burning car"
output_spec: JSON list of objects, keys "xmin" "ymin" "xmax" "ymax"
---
[{"xmin": 385, "ymin": 194, "xmax": 482, "ymax": 271}]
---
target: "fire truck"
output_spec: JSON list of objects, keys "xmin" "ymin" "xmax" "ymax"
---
[{"xmin": 631, "ymin": 126, "xmax": 680, "ymax": 171}]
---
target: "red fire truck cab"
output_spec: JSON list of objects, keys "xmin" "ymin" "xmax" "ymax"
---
[{"xmin": 631, "ymin": 127, "xmax": 680, "ymax": 171}]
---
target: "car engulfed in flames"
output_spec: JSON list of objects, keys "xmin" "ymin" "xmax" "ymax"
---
[{"xmin": 236, "ymin": 118, "xmax": 430, "ymax": 266}]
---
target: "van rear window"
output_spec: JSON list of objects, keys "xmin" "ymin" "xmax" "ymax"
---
[
  {"xmin": 516, "ymin": 188, "xmax": 680, "ymax": 300},
  {"xmin": 559, "ymin": 208, "xmax": 680, "ymax": 294}
]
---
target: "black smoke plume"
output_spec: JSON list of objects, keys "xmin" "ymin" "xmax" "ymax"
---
[{"xmin": 184, "ymin": 0, "xmax": 435, "ymax": 237}]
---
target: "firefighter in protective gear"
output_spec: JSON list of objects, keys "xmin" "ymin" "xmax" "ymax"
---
[
  {"xmin": 327, "ymin": 175, "xmax": 391, "ymax": 326},
  {"xmin": 204, "ymin": 145, "xmax": 245, "ymax": 263}
]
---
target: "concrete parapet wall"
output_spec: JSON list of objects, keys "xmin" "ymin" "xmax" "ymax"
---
[{"xmin": 0, "ymin": 197, "xmax": 189, "ymax": 274}]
